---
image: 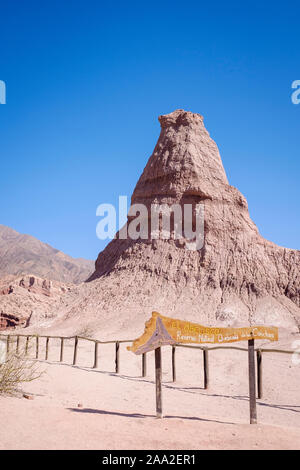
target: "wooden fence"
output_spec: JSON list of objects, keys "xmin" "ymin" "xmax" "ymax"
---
[
  {"xmin": 0, "ymin": 332, "xmax": 294, "ymax": 398},
  {"xmin": 0, "ymin": 332, "xmax": 296, "ymax": 423}
]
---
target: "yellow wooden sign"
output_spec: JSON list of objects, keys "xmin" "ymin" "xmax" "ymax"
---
[{"xmin": 128, "ymin": 311, "xmax": 278, "ymax": 354}]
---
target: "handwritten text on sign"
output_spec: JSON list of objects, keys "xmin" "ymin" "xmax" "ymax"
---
[{"xmin": 128, "ymin": 312, "xmax": 278, "ymax": 354}]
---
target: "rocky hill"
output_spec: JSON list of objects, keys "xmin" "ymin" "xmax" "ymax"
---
[{"xmin": 0, "ymin": 225, "xmax": 94, "ymax": 284}]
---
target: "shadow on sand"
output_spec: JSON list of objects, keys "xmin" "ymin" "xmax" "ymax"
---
[
  {"xmin": 67, "ymin": 407, "xmax": 235, "ymax": 425},
  {"xmin": 43, "ymin": 361, "xmax": 300, "ymax": 416}
]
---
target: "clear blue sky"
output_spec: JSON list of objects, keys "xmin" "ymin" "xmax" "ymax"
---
[{"xmin": 0, "ymin": 0, "xmax": 299, "ymax": 260}]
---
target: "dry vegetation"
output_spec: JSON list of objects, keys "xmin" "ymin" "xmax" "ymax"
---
[{"xmin": 0, "ymin": 352, "xmax": 43, "ymax": 396}]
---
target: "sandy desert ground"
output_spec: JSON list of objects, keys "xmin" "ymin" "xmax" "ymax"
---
[{"xmin": 0, "ymin": 330, "xmax": 299, "ymax": 450}]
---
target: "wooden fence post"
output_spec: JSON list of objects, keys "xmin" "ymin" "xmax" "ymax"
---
[
  {"xmin": 248, "ymin": 339, "xmax": 257, "ymax": 424},
  {"xmin": 16, "ymin": 335, "xmax": 20, "ymax": 355},
  {"xmin": 115, "ymin": 342, "xmax": 120, "ymax": 373},
  {"xmin": 172, "ymin": 346, "xmax": 176, "ymax": 382},
  {"xmin": 73, "ymin": 336, "xmax": 78, "ymax": 365},
  {"xmin": 256, "ymin": 349, "xmax": 263, "ymax": 399},
  {"xmin": 155, "ymin": 347, "xmax": 163, "ymax": 418},
  {"xmin": 25, "ymin": 336, "xmax": 30, "ymax": 356},
  {"xmin": 142, "ymin": 353, "xmax": 147, "ymax": 377},
  {"xmin": 203, "ymin": 348, "xmax": 209, "ymax": 389},
  {"xmin": 93, "ymin": 341, "xmax": 99, "ymax": 369},
  {"xmin": 35, "ymin": 336, "xmax": 39, "ymax": 359},
  {"xmin": 45, "ymin": 337, "xmax": 49, "ymax": 360},
  {"xmin": 60, "ymin": 338, "xmax": 64, "ymax": 362}
]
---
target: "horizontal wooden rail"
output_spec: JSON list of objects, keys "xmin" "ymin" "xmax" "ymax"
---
[
  {"xmin": 256, "ymin": 348, "xmax": 294, "ymax": 355},
  {"xmin": 0, "ymin": 333, "xmax": 295, "ymax": 354},
  {"xmin": 0, "ymin": 333, "xmax": 134, "ymax": 344},
  {"xmin": 172, "ymin": 342, "xmax": 295, "ymax": 355}
]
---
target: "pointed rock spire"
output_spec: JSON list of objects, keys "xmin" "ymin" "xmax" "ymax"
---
[{"xmin": 48, "ymin": 110, "xmax": 300, "ymax": 335}]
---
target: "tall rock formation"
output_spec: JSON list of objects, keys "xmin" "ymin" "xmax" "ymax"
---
[{"xmin": 26, "ymin": 110, "xmax": 300, "ymax": 336}]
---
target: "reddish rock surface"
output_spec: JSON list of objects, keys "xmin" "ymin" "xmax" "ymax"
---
[
  {"xmin": 0, "ymin": 312, "xmax": 27, "ymax": 330},
  {"xmin": 0, "ymin": 275, "xmax": 71, "ymax": 331}
]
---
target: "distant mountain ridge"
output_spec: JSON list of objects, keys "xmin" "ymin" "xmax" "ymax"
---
[{"xmin": 0, "ymin": 225, "xmax": 94, "ymax": 284}]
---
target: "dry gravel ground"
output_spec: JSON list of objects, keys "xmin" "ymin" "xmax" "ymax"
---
[{"xmin": 0, "ymin": 333, "xmax": 299, "ymax": 450}]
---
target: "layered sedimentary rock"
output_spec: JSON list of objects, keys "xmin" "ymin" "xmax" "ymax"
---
[
  {"xmin": 18, "ymin": 110, "xmax": 300, "ymax": 336},
  {"xmin": 0, "ymin": 312, "xmax": 27, "ymax": 330},
  {"xmin": 0, "ymin": 275, "xmax": 71, "ymax": 330}
]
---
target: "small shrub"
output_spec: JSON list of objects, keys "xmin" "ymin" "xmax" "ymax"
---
[
  {"xmin": 0, "ymin": 353, "xmax": 43, "ymax": 396},
  {"xmin": 76, "ymin": 326, "xmax": 94, "ymax": 338}
]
